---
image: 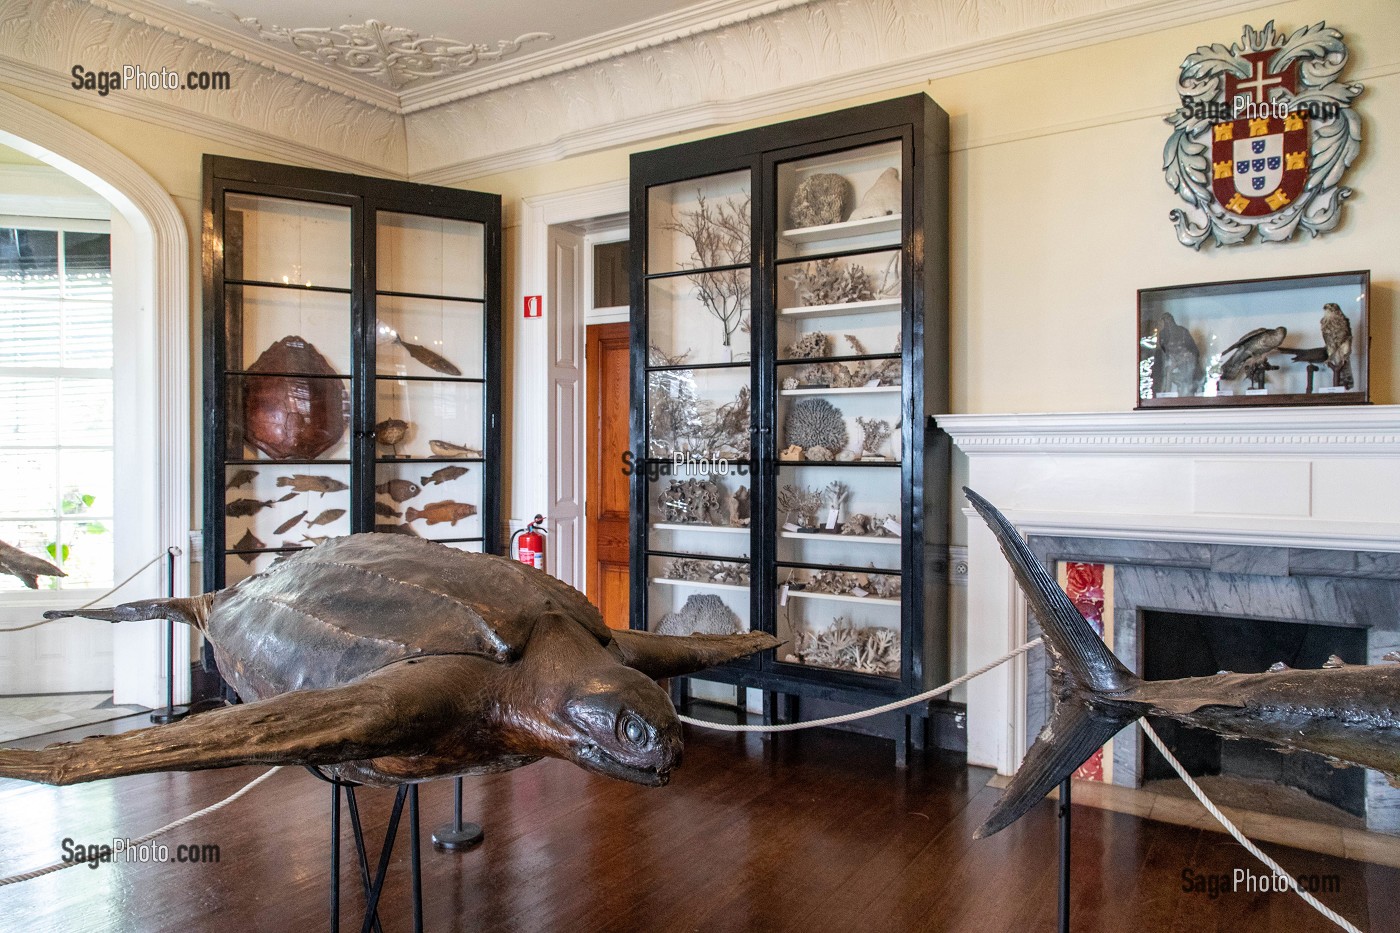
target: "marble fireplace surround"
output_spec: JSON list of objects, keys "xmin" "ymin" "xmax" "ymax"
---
[{"xmin": 939, "ymin": 407, "xmax": 1400, "ymax": 812}]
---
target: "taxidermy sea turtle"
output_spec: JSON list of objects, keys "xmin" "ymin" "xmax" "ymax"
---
[{"xmin": 0, "ymin": 535, "xmax": 776, "ymax": 787}]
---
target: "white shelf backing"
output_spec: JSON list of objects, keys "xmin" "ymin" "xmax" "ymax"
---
[
  {"xmin": 786, "ymin": 589, "xmax": 900, "ymax": 606},
  {"xmin": 778, "ymin": 297, "xmax": 900, "ymax": 319},
  {"xmin": 781, "ymin": 214, "xmax": 902, "ymax": 244},
  {"xmin": 779, "ymin": 385, "xmax": 901, "ymax": 396},
  {"xmin": 651, "ymin": 523, "xmax": 749, "ymax": 535},
  {"xmin": 778, "ymin": 531, "xmax": 900, "ymax": 544},
  {"xmin": 652, "ymin": 577, "xmax": 750, "ymax": 593}
]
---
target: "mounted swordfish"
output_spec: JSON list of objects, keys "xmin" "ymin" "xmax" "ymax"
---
[{"xmin": 965, "ymin": 487, "xmax": 1400, "ymax": 839}]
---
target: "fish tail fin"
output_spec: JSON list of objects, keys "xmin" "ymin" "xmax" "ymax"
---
[
  {"xmin": 963, "ymin": 488, "xmax": 1141, "ymax": 837},
  {"xmin": 405, "ymin": 508, "xmax": 421, "ymax": 523},
  {"xmin": 44, "ymin": 594, "xmax": 215, "ymax": 633},
  {"xmin": 420, "ymin": 475, "xmax": 431, "ymax": 486},
  {"xmin": 16, "ymin": 573, "xmax": 38, "ymax": 589}
]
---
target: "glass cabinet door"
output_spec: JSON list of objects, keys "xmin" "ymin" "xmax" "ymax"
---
[
  {"xmin": 770, "ymin": 138, "xmax": 908, "ymax": 680},
  {"xmin": 641, "ymin": 170, "xmax": 755, "ymax": 637},
  {"xmin": 216, "ymin": 191, "xmax": 355, "ymax": 586}
]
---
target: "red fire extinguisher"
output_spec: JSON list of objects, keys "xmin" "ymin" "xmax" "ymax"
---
[{"xmin": 512, "ymin": 514, "xmax": 547, "ymax": 570}]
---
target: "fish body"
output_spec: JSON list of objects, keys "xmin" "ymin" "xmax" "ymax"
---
[
  {"xmin": 0, "ymin": 539, "xmax": 67, "ymax": 589},
  {"xmin": 226, "ymin": 498, "xmax": 275, "ymax": 518},
  {"xmin": 398, "ymin": 340, "xmax": 461, "ymax": 376},
  {"xmin": 422, "ymin": 466, "xmax": 470, "ymax": 486},
  {"xmin": 405, "ymin": 501, "xmax": 478, "ymax": 526},
  {"xmin": 375, "ymin": 523, "xmax": 420, "ymax": 536},
  {"xmin": 306, "ymin": 509, "xmax": 346, "ymax": 528},
  {"xmin": 233, "ymin": 530, "xmax": 265, "ymax": 562},
  {"xmin": 300, "ymin": 535, "xmax": 330, "ymax": 546},
  {"xmin": 226, "ymin": 469, "xmax": 258, "ymax": 490},
  {"xmin": 375, "ymin": 419, "xmax": 409, "ymax": 453},
  {"xmin": 376, "ymin": 479, "xmax": 421, "ymax": 502},
  {"xmin": 274, "ymin": 512, "xmax": 308, "ymax": 535},
  {"xmin": 429, "ymin": 440, "xmax": 482, "ymax": 459},
  {"xmin": 373, "ymin": 502, "xmax": 401, "ymax": 519},
  {"xmin": 964, "ymin": 487, "xmax": 1400, "ymax": 839},
  {"xmin": 276, "ymin": 475, "xmax": 349, "ymax": 496}
]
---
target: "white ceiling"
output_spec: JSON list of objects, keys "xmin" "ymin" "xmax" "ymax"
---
[{"xmin": 113, "ymin": 0, "xmax": 777, "ymax": 110}]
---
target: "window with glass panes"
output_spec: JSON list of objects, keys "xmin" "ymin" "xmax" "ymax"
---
[{"xmin": 0, "ymin": 220, "xmax": 113, "ymax": 591}]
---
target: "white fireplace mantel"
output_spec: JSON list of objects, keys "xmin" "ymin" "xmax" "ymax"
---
[{"xmin": 939, "ymin": 406, "xmax": 1400, "ymax": 775}]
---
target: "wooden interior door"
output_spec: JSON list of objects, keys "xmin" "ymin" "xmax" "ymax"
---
[{"xmin": 586, "ymin": 322, "xmax": 631, "ymax": 628}]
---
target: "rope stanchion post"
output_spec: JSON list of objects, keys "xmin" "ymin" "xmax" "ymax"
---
[
  {"xmin": 151, "ymin": 547, "xmax": 190, "ymax": 724},
  {"xmin": 1058, "ymin": 776, "xmax": 1072, "ymax": 933},
  {"xmin": 431, "ymin": 776, "xmax": 484, "ymax": 851}
]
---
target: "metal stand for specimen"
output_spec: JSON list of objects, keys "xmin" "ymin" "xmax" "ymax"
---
[
  {"xmin": 309, "ymin": 768, "xmax": 424, "ymax": 933},
  {"xmin": 431, "ymin": 777, "xmax": 484, "ymax": 850},
  {"xmin": 150, "ymin": 547, "xmax": 190, "ymax": 724},
  {"xmin": 1058, "ymin": 777, "xmax": 1072, "ymax": 933}
]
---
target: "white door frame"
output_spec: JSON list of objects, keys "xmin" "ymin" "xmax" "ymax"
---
[
  {"xmin": 0, "ymin": 88, "xmax": 191, "ymax": 707},
  {"xmin": 515, "ymin": 180, "xmax": 628, "ymax": 590}
]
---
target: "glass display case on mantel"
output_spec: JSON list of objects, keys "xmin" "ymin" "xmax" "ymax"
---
[
  {"xmin": 203, "ymin": 157, "xmax": 501, "ymax": 590},
  {"xmin": 629, "ymin": 95, "xmax": 950, "ymax": 760},
  {"xmin": 1137, "ymin": 271, "xmax": 1370, "ymax": 409}
]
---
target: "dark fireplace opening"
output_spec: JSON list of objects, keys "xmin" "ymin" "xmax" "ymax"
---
[{"xmin": 1142, "ymin": 610, "xmax": 1368, "ymax": 819}]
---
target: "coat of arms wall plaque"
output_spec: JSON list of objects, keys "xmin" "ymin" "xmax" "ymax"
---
[{"xmin": 1163, "ymin": 21, "xmax": 1363, "ymax": 249}]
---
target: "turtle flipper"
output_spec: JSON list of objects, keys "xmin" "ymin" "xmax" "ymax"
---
[
  {"xmin": 612, "ymin": 629, "xmax": 780, "ymax": 680},
  {"xmin": 44, "ymin": 594, "xmax": 215, "ymax": 632},
  {"xmin": 0, "ymin": 658, "xmax": 457, "ymax": 786}
]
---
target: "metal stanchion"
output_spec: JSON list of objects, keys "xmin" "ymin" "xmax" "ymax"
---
[
  {"xmin": 431, "ymin": 777, "xmax": 484, "ymax": 850},
  {"xmin": 1058, "ymin": 777, "xmax": 1072, "ymax": 933},
  {"xmin": 150, "ymin": 547, "xmax": 189, "ymax": 724}
]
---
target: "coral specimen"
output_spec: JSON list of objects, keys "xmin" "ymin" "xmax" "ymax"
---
[
  {"xmin": 788, "ymin": 258, "xmax": 875, "ymax": 307},
  {"xmin": 804, "ymin": 445, "xmax": 833, "ymax": 462},
  {"xmin": 777, "ymin": 484, "xmax": 823, "ymax": 529},
  {"xmin": 648, "ymin": 378, "xmax": 750, "ymax": 461},
  {"xmin": 791, "ymin": 618, "xmax": 900, "ymax": 675},
  {"xmin": 789, "ymin": 174, "xmax": 850, "ymax": 228},
  {"xmin": 825, "ymin": 481, "xmax": 849, "ymax": 515},
  {"xmin": 787, "ymin": 331, "xmax": 829, "ymax": 359},
  {"xmin": 730, "ymin": 486, "xmax": 750, "ymax": 527},
  {"xmin": 866, "ymin": 574, "xmax": 902, "ymax": 600},
  {"xmin": 781, "ymin": 377, "xmax": 799, "ymax": 390},
  {"xmin": 664, "ymin": 193, "xmax": 751, "ymax": 357},
  {"xmin": 856, "ymin": 418, "xmax": 893, "ymax": 458},
  {"xmin": 784, "ymin": 398, "xmax": 848, "ymax": 454},
  {"xmin": 656, "ymin": 594, "xmax": 742, "ymax": 636},
  {"xmin": 849, "ymin": 168, "xmax": 900, "ymax": 221},
  {"xmin": 779, "ymin": 444, "xmax": 803, "ymax": 461},
  {"xmin": 656, "ymin": 478, "xmax": 722, "ymax": 525}
]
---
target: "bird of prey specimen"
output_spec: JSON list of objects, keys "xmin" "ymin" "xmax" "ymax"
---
[
  {"xmin": 1219, "ymin": 325, "xmax": 1287, "ymax": 389},
  {"xmin": 1320, "ymin": 302, "xmax": 1354, "ymax": 389},
  {"xmin": 0, "ymin": 539, "xmax": 66, "ymax": 589}
]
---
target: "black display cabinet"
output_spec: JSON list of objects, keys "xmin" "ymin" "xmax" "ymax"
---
[
  {"xmin": 629, "ymin": 95, "xmax": 950, "ymax": 759},
  {"xmin": 202, "ymin": 156, "xmax": 502, "ymax": 590}
]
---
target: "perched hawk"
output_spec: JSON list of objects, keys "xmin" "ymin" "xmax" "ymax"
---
[
  {"xmin": 1320, "ymin": 302, "xmax": 1354, "ymax": 389},
  {"xmin": 0, "ymin": 539, "xmax": 66, "ymax": 589},
  {"xmin": 1220, "ymin": 326, "xmax": 1287, "ymax": 383}
]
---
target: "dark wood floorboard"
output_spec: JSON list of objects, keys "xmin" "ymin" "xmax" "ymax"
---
[{"xmin": 1, "ymin": 714, "xmax": 1396, "ymax": 932}]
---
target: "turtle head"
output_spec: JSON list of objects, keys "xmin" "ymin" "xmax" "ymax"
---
[{"xmin": 502, "ymin": 613, "xmax": 683, "ymax": 787}]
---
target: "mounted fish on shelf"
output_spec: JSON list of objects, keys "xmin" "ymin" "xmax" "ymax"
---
[
  {"xmin": 375, "ymin": 479, "xmax": 421, "ymax": 503},
  {"xmin": 376, "ymin": 320, "xmax": 461, "ymax": 376},
  {"xmin": 405, "ymin": 500, "xmax": 477, "ymax": 526},
  {"xmin": 225, "ymin": 469, "xmax": 258, "ymax": 490},
  {"xmin": 275, "ymin": 474, "xmax": 348, "ymax": 496},
  {"xmin": 422, "ymin": 465, "xmax": 469, "ymax": 486},
  {"xmin": 429, "ymin": 439, "xmax": 482, "ymax": 459},
  {"xmin": 242, "ymin": 336, "xmax": 348, "ymax": 460},
  {"xmin": 375, "ymin": 419, "xmax": 409, "ymax": 457}
]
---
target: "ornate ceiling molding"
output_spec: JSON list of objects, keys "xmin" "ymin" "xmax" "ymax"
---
[
  {"xmin": 0, "ymin": 0, "xmax": 406, "ymax": 175},
  {"xmin": 405, "ymin": 0, "xmax": 1283, "ymax": 184},
  {"xmin": 185, "ymin": 1, "xmax": 552, "ymax": 90}
]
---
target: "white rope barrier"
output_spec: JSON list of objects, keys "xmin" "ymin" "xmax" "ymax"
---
[
  {"xmin": 679, "ymin": 636, "xmax": 1043, "ymax": 733},
  {"xmin": 1139, "ymin": 718, "xmax": 1363, "ymax": 933},
  {"xmin": 0, "ymin": 547, "xmax": 177, "ymax": 633},
  {"xmin": 0, "ymin": 767, "xmax": 281, "ymax": 887}
]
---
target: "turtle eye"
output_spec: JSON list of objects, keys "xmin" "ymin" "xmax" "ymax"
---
[{"xmin": 619, "ymin": 712, "xmax": 648, "ymax": 746}]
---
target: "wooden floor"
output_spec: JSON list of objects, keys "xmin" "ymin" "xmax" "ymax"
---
[{"xmin": 1, "ymin": 710, "xmax": 1397, "ymax": 933}]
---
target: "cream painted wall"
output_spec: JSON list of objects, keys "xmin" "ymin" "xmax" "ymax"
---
[{"xmin": 463, "ymin": 0, "xmax": 1399, "ymax": 545}]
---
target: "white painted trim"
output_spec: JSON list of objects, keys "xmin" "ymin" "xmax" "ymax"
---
[
  {"xmin": 586, "ymin": 306, "xmax": 630, "ymax": 326},
  {"xmin": 0, "ymin": 87, "xmax": 191, "ymax": 706}
]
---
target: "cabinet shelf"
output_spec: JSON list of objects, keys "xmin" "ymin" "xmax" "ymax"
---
[
  {"xmin": 778, "ymin": 385, "xmax": 900, "ymax": 396},
  {"xmin": 778, "ymin": 297, "xmax": 900, "ymax": 319},
  {"xmin": 651, "ymin": 523, "xmax": 749, "ymax": 535},
  {"xmin": 779, "ymin": 530, "xmax": 900, "ymax": 545},
  {"xmin": 785, "ymin": 589, "xmax": 900, "ymax": 606},
  {"xmin": 653, "ymin": 577, "xmax": 750, "ymax": 593},
  {"xmin": 780, "ymin": 214, "xmax": 902, "ymax": 245}
]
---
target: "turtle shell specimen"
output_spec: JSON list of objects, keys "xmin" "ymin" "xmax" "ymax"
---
[
  {"xmin": 242, "ymin": 336, "xmax": 348, "ymax": 460},
  {"xmin": 7, "ymin": 536, "xmax": 778, "ymax": 788}
]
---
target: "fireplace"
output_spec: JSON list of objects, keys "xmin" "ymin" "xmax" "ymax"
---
[{"xmin": 1024, "ymin": 534, "xmax": 1400, "ymax": 832}]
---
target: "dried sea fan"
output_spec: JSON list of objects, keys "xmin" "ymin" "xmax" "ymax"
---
[{"xmin": 784, "ymin": 398, "xmax": 848, "ymax": 453}]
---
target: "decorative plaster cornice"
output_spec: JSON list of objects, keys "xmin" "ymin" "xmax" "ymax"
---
[
  {"xmin": 938, "ymin": 407, "xmax": 1400, "ymax": 458},
  {"xmin": 405, "ymin": 0, "xmax": 1283, "ymax": 183},
  {"xmin": 0, "ymin": 0, "xmax": 406, "ymax": 175}
]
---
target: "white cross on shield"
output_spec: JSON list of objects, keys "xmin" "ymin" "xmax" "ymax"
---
[{"xmin": 1232, "ymin": 134, "xmax": 1284, "ymax": 197}]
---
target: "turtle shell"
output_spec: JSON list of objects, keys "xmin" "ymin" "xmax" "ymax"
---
[
  {"xmin": 206, "ymin": 535, "xmax": 612, "ymax": 701},
  {"xmin": 242, "ymin": 336, "xmax": 348, "ymax": 459}
]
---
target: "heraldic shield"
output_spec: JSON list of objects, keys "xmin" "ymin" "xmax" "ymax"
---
[{"xmin": 1210, "ymin": 114, "xmax": 1308, "ymax": 217}]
